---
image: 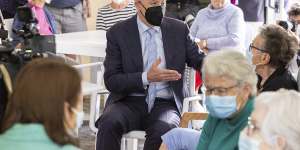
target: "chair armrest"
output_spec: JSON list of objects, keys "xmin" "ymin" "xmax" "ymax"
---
[
  {"xmin": 98, "ymin": 89, "xmax": 109, "ymax": 94},
  {"xmin": 182, "ymin": 94, "xmax": 203, "ymax": 113},
  {"xmin": 180, "ymin": 112, "xmax": 208, "ymax": 128}
]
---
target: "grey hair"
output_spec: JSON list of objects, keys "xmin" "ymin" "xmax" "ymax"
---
[
  {"xmin": 256, "ymin": 89, "xmax": 300, "ymax": 150},
  {"xmin": 202, "ymin": 50, "xmax": 257, "ymax": 96}
]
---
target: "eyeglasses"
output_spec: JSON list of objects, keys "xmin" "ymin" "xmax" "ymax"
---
[
  {"xmin": 249, "ymin": 43, "xmax": 268, "ymax": 53},
  {"xmin": 204, "ymin": 84, "xmax": 238, "ymax": 96}
]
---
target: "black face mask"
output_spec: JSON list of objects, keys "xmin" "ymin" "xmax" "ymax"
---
[{"xmin": 141, "ymin": 5, "xmax": 163, "ymax": 26}]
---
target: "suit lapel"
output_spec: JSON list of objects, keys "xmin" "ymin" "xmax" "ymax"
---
[
  {"xmin": 161, "ymin": 19, "xmax": 173, "ymax": 68},
  {"xmin": 125, "ymin": 15, "xmax": 144, "ymax": 72}
]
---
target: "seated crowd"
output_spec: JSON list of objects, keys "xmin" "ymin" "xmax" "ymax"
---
[{"xmin": 1, "ymin": 0, "xmax": 300, "ymax": 150}]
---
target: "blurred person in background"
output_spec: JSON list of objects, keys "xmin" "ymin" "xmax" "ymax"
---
[
  {"xmin": 0, "ymin": 0, "xmax": 26, "ymax": 19},
  {"xmin": 190, "ymin": 0, "xmax": 245, "ymax": 55},
  {"xmin": 286, "ymin": 2, "xmax": 300, "ymax": 76},
  {"xmin": 239, "ymin": 89, "xmax": 300, "ymax": 150},
  {"xmin": 96, "ymin": 0, "xmax": 136, "ymax": 31},
  {"xmin": 11, "ymin": 0, "xmax": 56, "ymax": 47},
  {"xmin": 93, "ymin": 0, "xmax": 136, "ymax": 83},
  {"xmin": 237, "ymin": 0, "xmax": 265, "ymax": 60},
  {"xmin": 249, "ymin": 24, "xmax": 298, "ymax": 93},
  {"xmin": 45, "ymin": 0, "xmax": 90, "ymax": 33},
  {"xmin": 0, "ymin": 59, "xmax": 83, "ymax": 150},
  {"xmin": 288, "ymin": 2, "xmax": 300, "ymax": 35},
  {"xmin": 46, "ymin": 0, "xmax": 91, "ymax": 59},
  {"xmin": 165, "ymin": 0, "xmax": 208, "ymax": 27}
]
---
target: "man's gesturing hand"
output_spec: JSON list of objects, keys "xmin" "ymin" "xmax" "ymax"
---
[{"xmin": 147, "ymin": 58, "xmax": 182, "ymax": 83}]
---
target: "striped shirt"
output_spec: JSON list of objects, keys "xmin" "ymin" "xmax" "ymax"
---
[{"xmin": 96, "ymin": 1, "xmax": 136, "ymax": 31}]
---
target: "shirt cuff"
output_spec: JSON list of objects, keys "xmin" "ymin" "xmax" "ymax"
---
[{"xmin": 142, "ymin": 71, "xmax": 149, "ymax": 86}]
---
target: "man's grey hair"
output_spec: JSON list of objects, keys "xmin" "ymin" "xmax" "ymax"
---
[
  {"xmin": 202, "ymin": 50, "xmax": 257, "ymax": 96},
  {"xmin": 256, "ymin": 90, "xmax": 300, "ymax": 150}
]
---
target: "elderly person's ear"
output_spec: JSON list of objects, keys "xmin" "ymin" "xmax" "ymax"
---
[
  {"xmin": 276, "ymin": 136, "xmax": 287, "ymax": 149},
  {"xmin": 261, "ymin": 53, "xmax": 271, "ymax": 65},
  {"xmin": 241, "ymin": 84, "xmax": 252, "ymax": 98},
  {"xmin": 237, "ymin": 84, "xmax": 252, "ymax": 109}
]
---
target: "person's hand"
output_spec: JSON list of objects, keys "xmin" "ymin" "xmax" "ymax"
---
[
  {"xmin": 83, "ymin": 0, "xmax": 91, "ymax": 18},
  {"xmin": 147, "ymin": 58, "xmax": 182, "ymax": 83},
  {"xmin": 15, "ymin": 43, "xmax": 22, "ymax": 49},
  {"xmin": 195, "ymin": 39, "xmax": 208, "ymax": 53},
  {"xmin": 202, "ymin": 47, "xmax": 209, "ymax": 54},
  {"xmin": 196, "ymin": 40, "xmax": 207, "ymax": 50}
]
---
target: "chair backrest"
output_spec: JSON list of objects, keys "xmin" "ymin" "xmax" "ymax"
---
[
  {"xmin": 184, "ymin": 66, "xmax": 197, "ymax": 96},
  {"xmin": 180, "ymin": 112, "xmax": 208, "ymax": 128},
  {"xmin": 73, "ymin": 62, "xmax": 105, "ymax": 85},
  {"xmin": 73, "ymin": 62, "xmax": 106, "ymax": 95}
]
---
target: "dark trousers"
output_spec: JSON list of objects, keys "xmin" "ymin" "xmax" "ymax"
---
[{"xmin": 96, "ymin": 96, "xmax": 181, "ymax": 150}]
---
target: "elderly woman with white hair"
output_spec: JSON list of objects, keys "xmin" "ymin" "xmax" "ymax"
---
[
  {"xmin": 239, "ymin": 89, "xmax": 300, "ymax": 150},
  {"xmin": 160, "ymin": 50, "xmax": 257, "ymax": 150}
]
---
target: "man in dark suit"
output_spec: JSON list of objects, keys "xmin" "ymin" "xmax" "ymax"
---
[{"xmin": 96, "ymin": 0, "xmax": 205, "ymax": 149}]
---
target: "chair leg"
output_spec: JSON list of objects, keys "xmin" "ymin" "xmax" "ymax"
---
[
  {"xmin": 121, "ymin": 137, "xmax": 126, "ymax": 150},
  {"xmin": 89, "ymin": 92, "xmax": 98, "ymax": 133},
  {"xmin": 133, "ymin": 139, "xmax": 138, "ymax": 150},
  {"xmin": 126, "ymin": 138, "xmax": 138, "ymax": 150}
]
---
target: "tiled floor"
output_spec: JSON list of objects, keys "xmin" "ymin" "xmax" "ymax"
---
[
  {"xmin": 79, "ymin": 96, "xmax": 97, "ymax": 150},
  {"xmin": 79, "ymin": 122, "xmax": 96, "ymax": 150}
]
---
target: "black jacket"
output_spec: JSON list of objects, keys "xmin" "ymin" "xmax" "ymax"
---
[{"xmin": 257, "ymin": 67, "xmax": 298, "ymax": 93}]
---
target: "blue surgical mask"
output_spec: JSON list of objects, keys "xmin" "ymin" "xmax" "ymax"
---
[
  {"xmin": 238, "ymin": 133, "xmax": 260, "ymax": 150},
  {"xmin": 205, "ymin": 95, "xmax": 237, "ymax": 119},
  {"xmin": 71, "ymin": 108, "xmax": 84, "ymax": 129}
]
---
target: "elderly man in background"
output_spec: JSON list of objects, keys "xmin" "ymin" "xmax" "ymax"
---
[
  {"xmin": 239, "ymin": 89, "xmax": 300, "ymax": 150},
  {"xmin": 160, "ymin": 50, "xmax": 257, "ymax": 150},
  {"xmin": 250, "ymin": 24, "xmax": 298, "ymax": 93},
  {"xmin": 95, "ymin": 0, "xmax": 205, "ymax": 149}
]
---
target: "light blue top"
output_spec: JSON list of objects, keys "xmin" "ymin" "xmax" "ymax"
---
[
  {"xmin": 132, "ymin": 16, "xmax": 173, "ymax": 103},
  {"xmin": 161, "ymin": 128, "xmax": 201, "ymax": 150},
  {"xmin": 190, "ymin": 3, "xmax": 245, "ymax": 54},
  {"xmin": 0, "ymin": 123, "xmax": 80, "ymax": 150}
]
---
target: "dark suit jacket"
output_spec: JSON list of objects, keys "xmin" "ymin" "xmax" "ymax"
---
[{"xmin": 103, "ymin": 15, "xmax": 204, "ymax": 111}]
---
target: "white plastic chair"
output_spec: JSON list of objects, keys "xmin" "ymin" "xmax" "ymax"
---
[
  {"xmin": 121, "ymin": 131, "xmax": 146, "ymax": 150},
  {"xmin": 73, "ymin": 62, "xmax": 108, "ymax": 132}
]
